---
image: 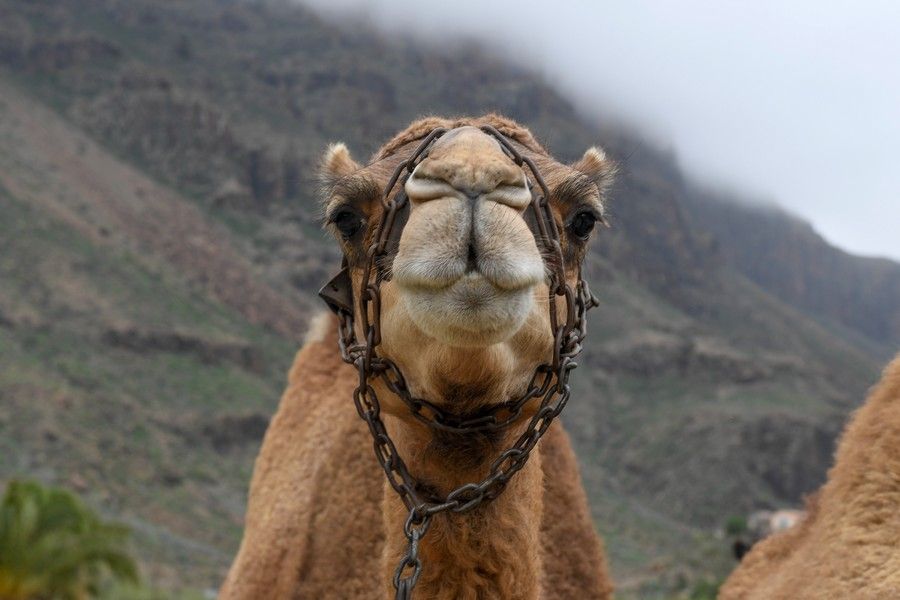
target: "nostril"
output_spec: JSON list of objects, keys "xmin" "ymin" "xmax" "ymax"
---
[{"xmin": 405, "ymin": 171, "xmax": 463, "ymax": 203}]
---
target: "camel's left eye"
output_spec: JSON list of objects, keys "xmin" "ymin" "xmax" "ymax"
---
[
  {"xmin": 331, "ymin": 209, "xmax": 364, "ymax": 239},
  {"xmin": 569, "ymin": 211, "xmax": 597, "ymax": 240}
]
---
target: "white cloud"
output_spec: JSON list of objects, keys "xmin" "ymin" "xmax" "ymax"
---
[{"xmin": 301, "ymin": 0, "xmax": 900, "ymax": 260}]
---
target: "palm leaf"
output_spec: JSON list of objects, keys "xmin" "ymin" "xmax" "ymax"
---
[{"xmin": 0, "ymin": 480, "xmax": 141, "ymax": 600}]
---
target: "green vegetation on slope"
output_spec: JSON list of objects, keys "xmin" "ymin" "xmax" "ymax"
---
[{"xmin": 0, "ymin": 180, "xmax": 293, "ymax": 587}]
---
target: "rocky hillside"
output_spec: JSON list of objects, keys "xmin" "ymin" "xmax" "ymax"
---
[
  {"xmin": 683, "ymin": 190, "xmax": 900, "ymax": 353},
  {"xmin": 0, "ymin": 1, "xmax": 896, "ymax": 597}
]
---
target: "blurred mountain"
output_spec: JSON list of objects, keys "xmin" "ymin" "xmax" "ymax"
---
[
  {"xmin": 682, "ymin": 190, "xmax": 900, "ymax": 353},
  {"xmin": 0, "ymin": 1, "xmax": 896, "ymax": 597}
]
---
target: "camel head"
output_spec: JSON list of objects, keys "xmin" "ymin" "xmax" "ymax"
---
[{"xmin": 319, "ymin": 115, "xmax": 614, "ymax": 415}]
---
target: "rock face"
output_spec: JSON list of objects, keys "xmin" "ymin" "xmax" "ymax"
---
[
  {"xmin": 0, "ymin": 18, "xmax": 122, "ymax": 71},
  {"xmin": 684, "ymin": 191, "xmax": 900, "ymax": 350},
  {"xmin": 0, "ymin": 15, "xmax": 32, "ymax": 65},
  {"xmin": 212, "ymin": 178, "xmax": 254, "ymax": 210},
  {"xmin": 102, "ymin": 326, "xmax": 264, "ymax": 373},
  {"xmin": 201, "ymin": 413, "xmax": 270, "ymax": 452},
  {"xmin": 594, "ymin": 404, "xmax": 841, "ymax": 525},
  {"xmin": 593, "ymin": 331, "xmax": 805, "ymax": 383},
  {"xmin": 75, "ymin": 84, "xmax": 243, "ymax": 198},
  {"xmin": 27, "ymin": 36, "xmax": 121, "ymax": 70},
  {"xmin": 72, "ymin": 73, "xmax": 308, "ymax": 210}
]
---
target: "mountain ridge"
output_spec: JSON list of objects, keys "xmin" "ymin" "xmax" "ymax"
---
[{"xmin": 0, "ymin": 1, "xmax": 897, "ymax": 597}]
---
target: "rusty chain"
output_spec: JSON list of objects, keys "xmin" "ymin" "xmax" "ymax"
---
[{"xmin": 326, "ymin": 125, "xmax": 598, "ymax": 598}]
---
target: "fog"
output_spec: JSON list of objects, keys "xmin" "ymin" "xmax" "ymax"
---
[{"xmin": 300, "ymin": 0, "xmax": 900, "ymax": 261}]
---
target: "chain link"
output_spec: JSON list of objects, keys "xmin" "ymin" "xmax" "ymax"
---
[{"xmin": 327, "ymin": 126, "xmax": 598, "ymax": 599}]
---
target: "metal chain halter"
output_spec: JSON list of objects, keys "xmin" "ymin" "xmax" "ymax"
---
[{"xmin": 319, "ymin": 125, "xmax": 598, "ymax": 599}]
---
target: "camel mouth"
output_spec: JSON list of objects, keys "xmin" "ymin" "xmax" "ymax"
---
[
  {"xmin": 387, "ymin": 126, "xmax": 549, "ymax": 346},
  {"xmin": 394, "ymin": 259, "xmax": 543, "ymax": 294},
  {"xmin": 390, "ymin": 199, "xmax": 545, "ymax": 346},
  {"xmin": 444, "ymin": 272, "xmax": 529, "ymax": 312},
  {"xmin": 391, "ymin": 205, "xmax": 546, "ymax": 295},
  {"xmin": 397, "ymin": 273, "xmax": 536, "ymax": 346}
]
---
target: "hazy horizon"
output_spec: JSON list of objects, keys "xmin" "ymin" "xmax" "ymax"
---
[{"xmin": 300, "ymin": 0, "xmax": 900, "ymax": 262}]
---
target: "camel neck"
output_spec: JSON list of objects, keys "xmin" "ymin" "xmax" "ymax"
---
[{"xmin": 380, "ymin": 415, "xmax": 543, "ymax": 599}]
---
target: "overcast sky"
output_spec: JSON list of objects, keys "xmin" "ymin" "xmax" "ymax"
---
[{"xmin": 301, "ymin": 0, "xmax": 900, "ymax": 261}]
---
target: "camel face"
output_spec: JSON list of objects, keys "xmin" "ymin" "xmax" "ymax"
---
[
  {"xmin": 221, "ymin": 116, "xmax": 617, "ymax": 599},
  {"xmin": 321, "ymin": 116, "xmax": 613, "ymax": 411},
  {"xmin": 395, "ymin": 126, "xmax": 545, "ymax": 346}
]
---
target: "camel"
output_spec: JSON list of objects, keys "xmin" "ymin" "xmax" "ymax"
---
[
  {"xmin": 220, "ymin": 114, "xmax": 616, "ymax": 599},
  {"xmin": 720, "ymin": 354, "xmax": 900, "ymax": 599}
]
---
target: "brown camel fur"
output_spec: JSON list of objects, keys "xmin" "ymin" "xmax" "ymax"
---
[
  {"xmin": 720, "ymin": 354, "xmax": 900, "ymax": 599},
  {"xmin": 220, "ymin": 115, "xmax": 615, "ymax": 599}
]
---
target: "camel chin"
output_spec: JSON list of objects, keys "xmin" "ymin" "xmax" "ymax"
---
[{"xmin": 397, "ymin": 273, "xmax": 535, "ymax": 347}]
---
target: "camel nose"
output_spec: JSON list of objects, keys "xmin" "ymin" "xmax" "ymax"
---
[{"xmin": 404, "ymin": 127, "xmax": 532, "ymax": 210}]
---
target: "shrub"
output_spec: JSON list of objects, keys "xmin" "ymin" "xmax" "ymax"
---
[
  {"xmin": 0, "ymin": 480, "xmax": 139, "ymax": 600},
  {"xmin": 724, "ymin": 515, "xmax": 748, "ymax": 536}
]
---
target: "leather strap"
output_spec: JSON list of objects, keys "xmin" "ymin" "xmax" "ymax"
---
[{"xmin": 318, "ymin": 264, "xmax": 354, "ymax": 315}]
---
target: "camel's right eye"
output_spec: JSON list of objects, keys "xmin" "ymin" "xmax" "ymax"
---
[
  {"xmin": 331, "ymin": 209, "xmax": 364, "ymax": 239},
  {"xmin": 569, "ymin": 210, "xmax": 598, "ymax": 241}
]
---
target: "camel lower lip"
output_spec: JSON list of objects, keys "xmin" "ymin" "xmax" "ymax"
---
[
  {"xmin": 398, "ymin": 277, "xmax": 534, "ymax": 345},
  {"xmin": 396, "ymin": 271, "xmax": 534, "ymax": 295},
  {"xmin": 400, "ymin": 275, "xmax": 511, "ymax": 313},
  {"xmin": 448, "ymin": 278, "xmax": 521, "ymax": 316}
]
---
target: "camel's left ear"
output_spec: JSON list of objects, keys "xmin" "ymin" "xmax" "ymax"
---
[
  {"xmin": 571, "ymin": 146, "xmax": 616, "ymax": 195},
  {"xmin": 319, "ymin": 142, "xmax": 362, "ymax": 190}
]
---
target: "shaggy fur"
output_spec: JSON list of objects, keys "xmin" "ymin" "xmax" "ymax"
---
[
  {"xmin": 221, "ymin": 115, "xmax": 615, "ymax": 599},
  {"xmin": 374, "ymin": 114, "xmax": 547, "ymax": 159},
  {"xmin": 220, "ymin": 314, "xmax": 613, "ymax": 599},
  {"xmin": 720, "ymin": 354, "xmax": 900, "ymax": 599}
]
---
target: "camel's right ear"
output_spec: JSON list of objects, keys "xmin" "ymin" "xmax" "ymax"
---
[
  {"xmin": 571, "ymin": 146, "xmax": 616, "ymax": 195},
  {"xmin": 319, "ymin": 143, "xmax": 361, "ymax": 190}
]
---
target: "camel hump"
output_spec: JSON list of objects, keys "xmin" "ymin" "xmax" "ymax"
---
[
  {"xmin": 286, "ymin": 311, "xmax": 343, "ymax": 386},
  {"xmin": 845, "ymin": 352, "xmax": 900, "ymax": 437},
  {"xmin": 878, "ymin": 353, "xmax": 900, "ymax": 398},
  {"xmin": 720, "ymin": 353, "xmax": 900, "ymax": 600},
  {"xmin": 221, "ymin": 310, "xmax": 373, "ymax": 598}
]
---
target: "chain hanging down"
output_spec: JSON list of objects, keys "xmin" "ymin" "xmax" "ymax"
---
[{"xmin": 320, "ymin": 125, "xmax": 598, "ymax": 599}]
